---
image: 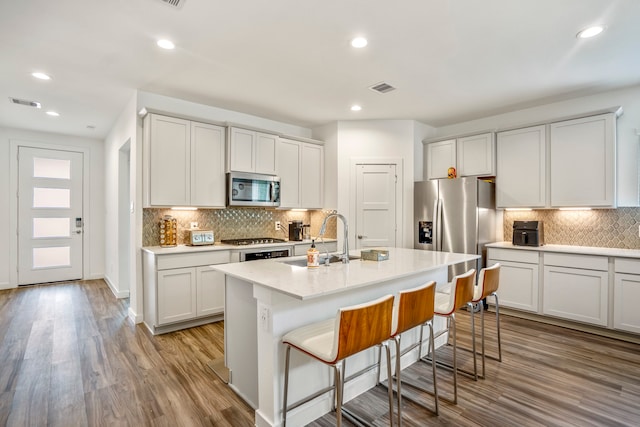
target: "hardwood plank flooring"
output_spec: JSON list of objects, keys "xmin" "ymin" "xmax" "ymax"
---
[
  {"xmin": 0, "ymin": 280, "xmax": 254, "ymax": 427},
  {"xmin": 1, "ymin": 279, "xmax": 639, "ymax": 426}
]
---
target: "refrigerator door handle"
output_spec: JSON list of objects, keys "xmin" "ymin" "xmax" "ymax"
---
[{"xmin": 434, "ymin": 198, "xmax": 443, "ymax": 251}]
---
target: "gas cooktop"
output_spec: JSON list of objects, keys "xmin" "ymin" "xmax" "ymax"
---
[{"xmin": 220, "ymin": 237, "xmax": 287, "ymax": 246}]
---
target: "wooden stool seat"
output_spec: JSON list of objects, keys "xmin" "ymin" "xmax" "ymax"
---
[
  {"xmin": 282, "ymin": 294, "xmax": 395, "ymax": 427},
  {"xmin": 382, "ymin": 281, "xmax": 439, "ymax": 426},
  {"xmin": 424, "ymin": 268, "xmax": 476, "ymax": 404}
]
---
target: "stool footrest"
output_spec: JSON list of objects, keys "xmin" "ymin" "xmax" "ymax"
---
[{"xmin": 421, "ymin": 355, "xmax": 478, "ymax": 380}]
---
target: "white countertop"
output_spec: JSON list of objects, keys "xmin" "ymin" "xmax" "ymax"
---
[
  {"xmin": 487, "ymin": 242, "xmax": 640, "ymax": 259},
  {"xmin": 141, "ymin": 239, "xmax": 336, "ymax": 255},
  {"xmin": 213, "ymin": 247, "xmax": 479, "ymax": 300}
]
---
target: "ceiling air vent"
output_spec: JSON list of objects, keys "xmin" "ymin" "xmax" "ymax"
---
[
  {"xmin": 369, "ymin": 82, "xmax": 396, "ymax": 94},
  {"xmin": 9, "ymin": 97, "xmax": 41, "ymax": 108},
  {"xmin": 158, "ymin": 0, "xmax": 184, "ymax": 8}
]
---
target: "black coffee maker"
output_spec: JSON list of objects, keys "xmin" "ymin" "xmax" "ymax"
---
[{"xmin": 288, "ymin": 220, "xmax": 303, "ymax": 241}]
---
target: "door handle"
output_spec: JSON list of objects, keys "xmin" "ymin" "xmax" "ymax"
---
[
  {"xmin": 74, "ymin": 230, "xmax": 82, "ymax": 234},
  {"xmin": 357, "ymin": 235, "xmax": 367, "ymax": 239}
]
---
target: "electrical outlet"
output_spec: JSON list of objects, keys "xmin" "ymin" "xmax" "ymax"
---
[
  {"xmin": 275, "ymin": 221, "xmax": 281, "ymax": 231},
  {"xmin": 259, "ymin": 306, "xmax": 270, "ymax": 331}
]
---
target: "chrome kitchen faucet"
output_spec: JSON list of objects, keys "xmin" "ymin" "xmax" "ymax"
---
[{"xmin": 319, "ymin": 213, "xmax": 350, "ymax": 264}]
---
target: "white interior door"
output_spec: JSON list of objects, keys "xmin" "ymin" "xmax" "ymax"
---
[
  {"xmin": 18, "ymin": 147, "xmax": 84, "ymax": 285},
  {"xmin": 355, "ymin": 164, "xmax": 397, "ymax": 249}
]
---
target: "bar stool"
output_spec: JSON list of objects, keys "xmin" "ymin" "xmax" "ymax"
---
[
  {"xmin": 421, "ymin": 268, "xmax": 476, "ymax": 404},
  {"xmin": 470, "ymin": 263, "xmax": 502, "ymax": 379},
  {"xmin": 379, "ymin": 281, "xmax": 438, "ymax": 426},
  {"xmin": 282, "ymin": 294, "xmax": 395, "ymax": 427}
]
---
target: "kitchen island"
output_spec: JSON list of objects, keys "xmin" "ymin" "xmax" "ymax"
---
[{"xmin": 213, "ymin": 247, "xmax": 479, "ymax": 427}]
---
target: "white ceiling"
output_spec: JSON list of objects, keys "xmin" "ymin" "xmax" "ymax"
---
[{"xmin": 2, "ymin": 0, "xmax": 639, "ymax": 139}]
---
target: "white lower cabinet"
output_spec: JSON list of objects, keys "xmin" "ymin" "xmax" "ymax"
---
[
  {"xmin": 614, "ymin": 258, "xmax": 640, "ymax": 334},
  {"xmin": 542, "ymin": 253, "xmax": 608, "ymax": 327},
  {"xmin": 487, "ymin": 248, "xmax": 539, "ymax": 312},
  {"xmin": 143, "ymin": 249, "xmax": 230, "ymax": 334},
  {"xmin": 196, "ymin": 266, "xmax": 225, "ymax": 317},
  {"xmin": 157, "ymin": 267, "xmax": 197, "ymax": 325}
]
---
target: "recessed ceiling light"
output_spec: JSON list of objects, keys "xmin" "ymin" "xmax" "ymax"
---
[
  {"xmin": 351, "ymin": 105, "xmax": 362, "ymax": 111},
  {"xmin": 157, "ymin": 39, "xmax": 175, "ymax": 49},
  {"xmin": 31, "ymin": 72, "xmax": 51, "ymax": 80},
  {"xmin": 351, "ymin": 37, "xmax": 368, "ymax": 48},
  {"xmin": 577, "ymin": 25, "xmax": 605, "ymax": 39},
  {"xmin": 46, "ymin": 111, "xmax": 60, "ymax": 117}
]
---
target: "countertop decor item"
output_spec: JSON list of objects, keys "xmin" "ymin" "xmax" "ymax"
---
[
  {"xmin": 160, "ymin": 215, "xmax": 177, "ymax": 247},
  {"xmin": 361, "ymin": 249, "xmax": 390, "ymax": 261}
]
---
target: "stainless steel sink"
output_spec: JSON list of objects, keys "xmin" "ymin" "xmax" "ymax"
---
[{"xmin": 280, "ymin": 255, "xmax": 360, "ymax": 267}]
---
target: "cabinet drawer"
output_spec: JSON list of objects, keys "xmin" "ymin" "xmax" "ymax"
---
[
  {"xmin": 157, "ymin": 250, "xmax": 231, "ymax": 270},
  {"xmin": 544, "ymin": 253, "xmax": 608, "ymax": 271},
  {"xmin": 615, "ymin": 258, "xmax": 640, "ymax": 275},
  {"xmin": 487, "ymin": 248, "xmax": 539, "ymax": 264}
]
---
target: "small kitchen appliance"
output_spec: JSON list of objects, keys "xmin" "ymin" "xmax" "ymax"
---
[
  {"xmin": 288, "ymin": 220, "xmax": 304, "ymax": 241},
  {"xmin": 187, "ymin": 229, "xmax": 214, "ymax": 246},
  {"xmin": 512, "ymin": 221, "xmax": 544, "ymax": 246}
]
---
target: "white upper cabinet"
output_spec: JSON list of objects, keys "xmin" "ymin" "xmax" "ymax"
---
[
  {"xmin": 425, "ymin": 139, "xmax": 456, "ymax": 179},
  {"xmin": 144, "ymin": 114, "xmax": 225, "ymax": 208},
  {"xmin": 457, "ymin": 132, "xmax": 495, "ymax": 176},
  {"xmin": 277, "ymin": 138, "xmax": 301, "ymax": 208},
  {"xmin": 496, "ymin": 125, "xmax": 547, "ymax": 208},
  {"xmin": 425, "ymin": 132, "xmax": 495, "ymax": 180},
  {"xmin": 549, "ymin": 113, "xmax": 616, "ymax": 208},
  {"xmin": 276, "ymin": 138, "xmax": 324, "ymax": 209},
  {"xmin": 228, "ymin": 127, "xmax": 277, "ymax": 174},
  {"xmin": 300, "ymin": 142, "xmax": 324, "ymax": 209},
  {"xmin": 190, "ymin": 122, "xmax": 226, "ymax": 207}
]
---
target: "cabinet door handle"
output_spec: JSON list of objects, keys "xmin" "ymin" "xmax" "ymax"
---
[{"xmin": 357, "ymin": 235, "xmax": 367, "ymax": 239}]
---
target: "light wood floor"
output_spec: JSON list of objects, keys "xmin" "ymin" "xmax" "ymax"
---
[{"xmin": 1, "ymin": 280, "xmax": 639, "ymax": 426}]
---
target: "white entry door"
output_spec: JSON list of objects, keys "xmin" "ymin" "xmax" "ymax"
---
[
  {"xmin": 18, "ymin": 147, "xmax": 84, "ymax": 285},
  {"xmin": 355, "ymin": 164, "xmax": 397, "ymax": 249}
]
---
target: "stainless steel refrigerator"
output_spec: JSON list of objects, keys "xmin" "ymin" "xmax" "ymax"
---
[{"xmin": 414, "ymin": 177, "xmax": 496, "ymax": 279}]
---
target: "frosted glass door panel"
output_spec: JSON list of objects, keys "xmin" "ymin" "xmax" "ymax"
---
[
  {"xmin": 33, "ymin": 157, "xmax": 71, "ymax": 179},
  {"xmin": 33, "ymin": 218, "xmax": 70, "ymax": 238},
  {"xmin": 18, "ymin": 146, "xmax": 83, "ymax": 285},
  {"xmin": 33, "ymin": 187, "xmax": 71, "ymax": 208},
  {"xmin": 33, "ymin": 247, "xmax": 71, "ymax": 269}
]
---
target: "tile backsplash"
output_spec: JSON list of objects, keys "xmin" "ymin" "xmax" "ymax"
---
[
  {"xmin": 143, "ymin": 207, "xmax": 640, "ymax": 249},
  {"xmin": 143, "ymin": 208, "xmax": 337, "ymax": 246},
  {"xmin": 503, "ymin": 207, "xmax": 640, "ymax": 249}
]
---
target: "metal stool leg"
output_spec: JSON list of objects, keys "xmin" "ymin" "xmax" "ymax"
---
[{"xmin": 283, "ymin": 345, "xmax": 291, "ymax": 427}]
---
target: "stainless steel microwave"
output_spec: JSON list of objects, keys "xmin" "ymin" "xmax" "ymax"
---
[{"xmin": 227, "ymin": 172, "xmax": 281, "ymax": 207}]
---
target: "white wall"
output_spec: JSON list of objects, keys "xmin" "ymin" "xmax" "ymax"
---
[
  {"xmin": 0, "ymin": 126, "xmax": 105, "ymax": 288},
  {"xmin": 104, "ymin": 92, "xmax": 138, "ymax": 305},
  {"xmin": 432, "ymin": 85, "xmax": 640, "ymax": 206},
  {"xmin": 313, "ymin": 120, "xmax": 434, "ymax": 250}
]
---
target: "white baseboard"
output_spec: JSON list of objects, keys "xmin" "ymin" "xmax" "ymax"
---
[
  {"xmin": 128, "ymin": 306, "xmax": 143, "ymax": 324},
  {"xmin": 0, "ymin": 282, "xmax": 16, "ymax": 291},
  {"xmin": 103, "ymin": 275, "xmax": 130, "ymax": 299}
]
